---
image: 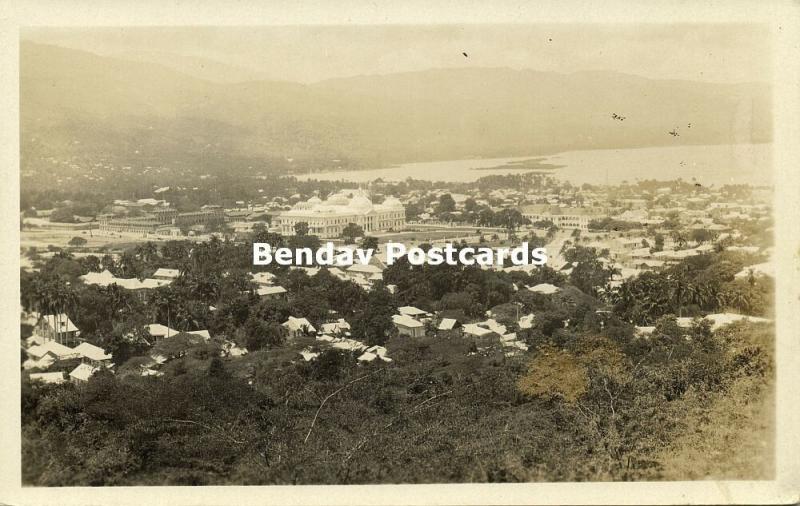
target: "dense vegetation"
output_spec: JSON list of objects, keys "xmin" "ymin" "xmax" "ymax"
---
[
  {"xmin": 20, "ymin": 230, "xmax": 774, "ymax": 484},
  {"xmin": 21, "ymin": 314, "xmax": 774, "ymax": 485}
]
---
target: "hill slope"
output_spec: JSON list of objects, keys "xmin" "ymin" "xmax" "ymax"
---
[{"xmin": 21, "ymin": 41, "xmax": 772, "ymax": 172}]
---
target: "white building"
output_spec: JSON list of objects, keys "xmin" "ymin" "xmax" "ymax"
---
[
  {"xmin": 275, "ymin": 190, "xmax": 405, "ymax": 238},
  {"xmin": 520, "ymin": 205, "xmax": 605, "ymax": 231}
]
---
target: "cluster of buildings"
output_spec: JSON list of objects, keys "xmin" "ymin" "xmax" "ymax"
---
[
  {"xmin": 22, "ymin": 312, "xmax": 113, "ymax": 384},
  {"xmin": 390, "ymin": 306, "xmax": 530, "ymax": 357},
  {"xmin": 520, "ymin": 204, "xmax": 606, "ymax": 231},
  {"xmin": 80, "ymin": 268, "xmax": 178, "ymax": 298},
  {"xmin": 97, "ymin": 205, "xmax": 225, "ymax": 237}
]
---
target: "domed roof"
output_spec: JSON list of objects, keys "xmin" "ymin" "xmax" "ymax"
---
[
  {"xmin": 382, "ymin": 196, "xmax": 403, "ymax": 208},
  {"xmin": 349, "ymin": 194, "xmax": 373, "ymax": 211},
  {"xmin": 325, "ymin": 197, "xmax": 347, "ymax": 206},
  {"xmin": 308, "ymin": 196, "xmax": 322, "ymax": 204}
]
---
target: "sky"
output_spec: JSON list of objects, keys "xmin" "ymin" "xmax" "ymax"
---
[{"xmin": 22, "ymin": 24, "xmax": 772, "ymax": 84}]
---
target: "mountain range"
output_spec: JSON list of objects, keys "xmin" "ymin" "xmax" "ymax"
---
[{"xmin": 21, "ymin": 41, "xmax": 772, "ymax": 172}]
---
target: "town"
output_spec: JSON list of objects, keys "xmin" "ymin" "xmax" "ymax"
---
[
  {"xmin": 16, "ymin": 24, "xmax": 776, "ymax": 488},
  {"xmin": 19, "ymin": 165, "xmax": 775, "ymax": 484}
]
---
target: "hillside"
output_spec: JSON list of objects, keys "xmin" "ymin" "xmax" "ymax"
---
[{"xmin": 21, "ymin": 41, "xmax": 772, "ymax": 173}]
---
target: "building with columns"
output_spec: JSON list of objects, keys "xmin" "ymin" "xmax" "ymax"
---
[{"xmin": 276, "ymin": 190, "xmax": 405, "ymax": 238}]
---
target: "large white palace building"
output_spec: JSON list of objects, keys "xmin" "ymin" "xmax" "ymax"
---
[{"xmin": 275, "ymin": 190, "xmax": 405, "ymax": 238}]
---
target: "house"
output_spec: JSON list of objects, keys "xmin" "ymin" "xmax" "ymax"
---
[
  {"xmin": 462, "ymin": 319, "xmax": 507, "ymax": 338},
  {"xmin": 152, "ymin": 268, "xmax": 181, "ymax": 281},
  {"xmin": 518, "ymin": 314, "xmax": 535, "ymax": 329},
  {"xmin": 392, "ymin": 314, "xmax": 425, "ymax": 337},
  {"xmin": 29, "ymin": 372, "xmax": 66, "ymax": 384},
  {"xmin": 398, "ymin": 306, "xmax": 429, "ymax": 318},
  {"xmin": 320, "ymin": 318, "xmax": 351, "ymax": 336},
  {"xmin": 188, "ymin": 330, "xmax": 211, "ymax": 340},
  {"xmin": 357, "ymin": 351, "xmax": 379, "ymax": 363},
  {"xmin": 73, "ymin": 342, "xmax": 113, "ymax": 367},
  {"xmin": 22, "ymin": 354, "xmax": 56, "ymax": 371},
  {"xmin": 146, "ymin": 323, "xmax": 179, "ymax": 341},
  {"xmin": 251, "ymin": 271, "xmax": 276, "ymax": 286},
  {"xmin": 300, "ymin": 350, "xmax": 320, "ymax": 362},
  {"xmin": 360, "ymin": 345, "xmax": 392, "ymax": 362},
  {"xmin": 146, "ymin": 324, "xmax": 210, "ymax": 342},
  {"xmin": 24, "ymin": 333, "xmax": 45, "ymax": 347},
  {"xmin": 734, "ymin": 262, "xmax": 774, "ymax": 280},
  {"xmin": 283, "ymin": 316, "xmax": 316, "ymax": 338},
  {"xmin": 80, "ymin": 270, "xmax": 172, "ymax": 299},
  {"xmin": 527, "ymin": 283, "xmax": 560, "ymax": 295},
  {"xmin": 38, "ymin": 313, "xmax": 80, "ymax": 344},
  {"xmin": 69, "ymin": 363, "xmax": 99, "ymax": 383},
  {"xmin": 462, "ymin": 323, "xmax": 494, "ymax": 337},
  {"xmin": 256, "ymin": 285, "xmax": 288, "ymax": 299},
  {"xmin": 438, "ymin": 318, "xmax": 458, "ymax": 331},
  {"xmin": 80, "ymin": 269, "xmax": 117, "ymax": 286},
  {"xmin": 481, "ymin": 319, "xmax": 507, "ymax": 335},
  {"xmin": 501, "ymin": 333, "xmax": 529, "ymax": 356},
  {"xmin": 26, "ymin": 340, "xmax": 80, "ymax": 361},
  {"xmin": 357, "ymin": 344, "xmax": 392, "ymax": 362},
  {"xmin": 331, "ymin": 338, "xmax": 367, "ymax": 352},
  {"xmin": 21, "ymin": 310, "xmax": 41, "ymax": 327},
  {"xmin": 346, "ymin": 263, "xmax": 383, "ymax": 276}
]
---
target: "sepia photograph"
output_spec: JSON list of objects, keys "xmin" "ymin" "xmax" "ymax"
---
[{"xmin": 2, "ymin": 1, "xmax": 800, "ymax": 504}]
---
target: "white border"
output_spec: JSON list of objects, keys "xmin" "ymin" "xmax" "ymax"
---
[{"xmin": 1, "ymin": 1, "xmax": 798, "ymax": 504}]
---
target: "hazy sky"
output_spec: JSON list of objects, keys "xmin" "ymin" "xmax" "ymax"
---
[{"xmin": 23, "ymin": 24, "xmax": 771, "ymax": 84}]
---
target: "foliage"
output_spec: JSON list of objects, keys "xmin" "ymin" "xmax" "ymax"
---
[
  {"xmin": 341, "ymin": 222, "xmax": 364, "ymax": 244},
  {"xmin": 614, "ymin": 251, "xmax": 772, "ymax": 324}
]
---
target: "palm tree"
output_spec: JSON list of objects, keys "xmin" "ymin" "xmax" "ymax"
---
[
  {"xmin": 727, "ymin": 289, "xmax": 751, "ymax": 313},
  {"xmin": 135, "ymin": 241, "xmax": 159, "ymax": 263},
  {"xmin": 30, "ymin": 277, "xmax": 54, "ymax": 338},
  {"xmin": 149, "ymin": 288, "xmax": 178, "ymax": 336},
  {"xmin": 102, "ymin": 283, "xmax": 129, "ymax": 327},
  {"xmin": 685, "ymin": 282, "xmax": 710, "ymax": 309},
  {"xmin": 100, "ymin": 254, "xmax": 116, "ymax": 273},
  {"xmin": 39, "ymin": 278, "xmax": 77, "ymax": 344}
]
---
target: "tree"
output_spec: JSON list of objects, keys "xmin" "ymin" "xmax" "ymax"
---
[
  {"xmin": 239, "ymin": 318, "xmax": 286, "ymax": 351},
  {"xmin": 533, "ymin": 219, "xmax": 555, "ymax": 229},
  {"xmin": 101, "ymin": 284, "xmax": 131, "ymax": 328},
  {"xmin": 100, "ymin": 254, "xmax": 116, "ymax": 272},
  {"xmin": 477, "ymin": 208, "xmax": 496, "ymax": 227},
  {"xmin": 351, "ymin": 288, "xmax": 396, "ymax": 346},
  {"xmin": 564, "ymin": 246, "xmax": 616, "ymax": 297},
  {"xmin": 495, "ymin": 208, "xmax": 528, "ymax": 236},
  {"xmin": 33, "ymin": 277, "xmax": 77, "ymax": 344},
  {"xmin": 82, "ymin": 255, "xmax": 101, "ymax": 273},
  {"xmin": 360, "ymin": 236, "xmax": 379, "ymax": 251},
  {"xmin": 49, "ymin": 208, "xmax": 75, "ymax": 223},
  {"xmin": 148, "ymin": 287, "xmax": 178, "ymax": 330},
  {"xmin": 68, "ymin": 236, "xmax": 87, "ymax": 247},
  {"xmin": 690, "ymin": 228, "xmax": 715, "ymax": 244},
  {"xmin": 294, "ymin": 221, "xmax": 309, "ymax": 237},
  {"xmin": 653, "ymin": 233, "xmax": 665, "ymax": 252},
  {"xmin": 671, "ymin": 231, "xmax": 688, "ymax": 250},
  {"xmin": 341, "ymin": 223, "xmax": 363, "ymax": 244},
  {"xmin": 437, "ymin": 194, "xmax": 456, "ymax": 214},
  {"xmin": 134, "ymin": 242, "xmax": 159, "ymax": 263}
]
